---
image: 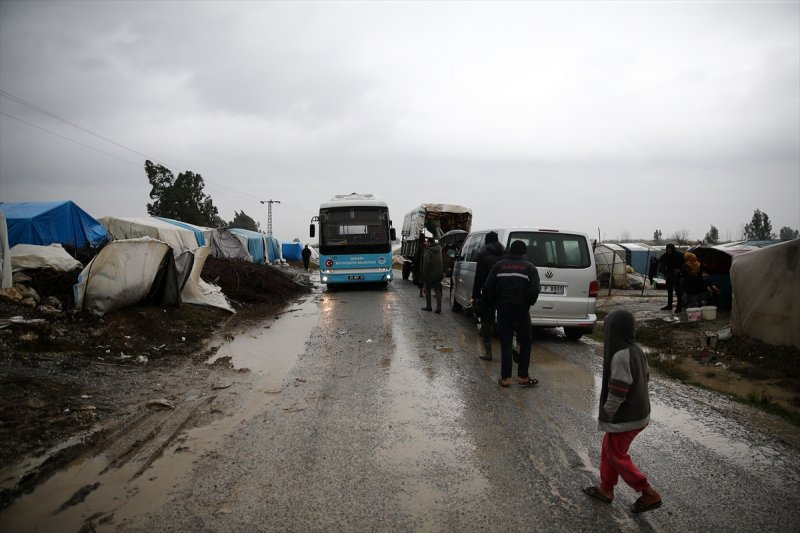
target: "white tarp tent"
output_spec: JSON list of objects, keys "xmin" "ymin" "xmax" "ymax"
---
[
  {"xmin": 731, "ymin": 239, "xmax": 799, "ymax": 349},
  {"xmin": 209, "ymin": 228, "xmax": 252, "ymax": 261},
  {"xmin": 74, "ymin": 237, "xmax": 181, "ymax": 316},
  {"xmin": 74, "ymin": 237, "xmax": 234, "ymax": 316},
  {"xmin": 99, "ymin": 216, "xmax": 198, "ymax": 253},
  {"xmin": 9, "ymin": 243, "xmax": 82, "ymax": 272},
  {"xmin": 0, "ymin": 210, "xmax": 11, "ymax": 288}
]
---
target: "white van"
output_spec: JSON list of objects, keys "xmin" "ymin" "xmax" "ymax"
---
[{"xmin": 450, "ymin": 227, "xmax": 598, "ymax": 339}]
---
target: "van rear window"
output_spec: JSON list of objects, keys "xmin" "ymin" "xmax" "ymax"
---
[{"xmin": 508, "ymin": 232, "xmax": 591, "ymax": 269}]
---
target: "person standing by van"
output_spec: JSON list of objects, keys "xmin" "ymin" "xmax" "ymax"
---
[
  {"xmin": 421, "ymin": 236, "xmax": 444, "ymax": 313},
  {"xmin": 658, "ymin": 244, "xmax": 684, "ymax": 312},
  {"xmin": 471, "ymin": 231, "xmax": 505, "ymax": 361},
  {"xmin": 482, "ymin": 240, "xmax": 540, "ymax": 387}
]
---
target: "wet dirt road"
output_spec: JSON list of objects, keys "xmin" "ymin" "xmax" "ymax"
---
[{"xmin": 2, "ymin": 280, "xmax": 800, "ymax": 532}]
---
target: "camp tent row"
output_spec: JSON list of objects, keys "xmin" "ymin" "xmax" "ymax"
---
[
  {"xmin": 0, "ymin": 201, "xmax": 297, "ymax": 316},
  {"xmin": 593, "ymin": 242, "xmax": 662, "ymax": 289}
]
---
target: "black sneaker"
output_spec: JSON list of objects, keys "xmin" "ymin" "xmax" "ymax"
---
[
  {"xmin": 660, "ymin": 305, "xmax": 672, "ymax": 310},
  {"xmin": 421, "ymin": 307, "xmax": 432, "ymax": 311},
  {"xmin": 479, "ymin": 354, "xmax": 492, "ymax": 361}
]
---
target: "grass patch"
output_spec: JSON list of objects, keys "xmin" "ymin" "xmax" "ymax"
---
[
  {"xmin": 740, "ymin": 388, "xmax": 800, "ymax": 425},
  {"xmin": 649, "ymin": 354, "xmax": 689, "ymax": 381}
]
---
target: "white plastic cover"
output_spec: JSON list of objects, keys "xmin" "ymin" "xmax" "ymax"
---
[
  {"xmin": 731, "ymin": 239, "xmax": 800, "ymax": 348},
  {"xmin": 180, "ymin": 246, "xmax": 234, "ymax": 312},
  {"xmin": 74, "ymin": 237, "xmax": 176, "ymax": 316},
  {"xmin": 9, "ymin": 243, "xmax": 82, "ymax": 272},
  {"xmin": 99, "ymin": 216, "xmax": 199, "ymax": 253},
  {"xmin": 593, "ymin": 244, "xmax": 627, "ymax": 288},
  {"xmin": 0, "ymin": 211, "xmax": 11, "ymax": 288},
  {"xmin": 210, "ymin": 228, "xmax": 252, "ymax": 261}
]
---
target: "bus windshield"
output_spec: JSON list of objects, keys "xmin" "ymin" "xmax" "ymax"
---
[{"xmin": 320, "ymin": 206, "xmax": 390, "ymax": 254}]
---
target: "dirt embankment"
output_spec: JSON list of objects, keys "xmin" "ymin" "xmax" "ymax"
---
[{"xmin": 0, "ymin": 257, "xmax": 312, "ymax": 480}]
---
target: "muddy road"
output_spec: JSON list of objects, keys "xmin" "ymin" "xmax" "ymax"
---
[{"xmin": 2, "ymin": 280, "xmax": 800, "ymax": 532}]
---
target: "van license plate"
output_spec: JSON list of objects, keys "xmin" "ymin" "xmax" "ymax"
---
[
  {"xmin": 541, "ymin": 284, "xmax": 564, "ymax": 295},
  {"xmin": 348, "ymin": 275, "xmax": 364, "ymax": 280}
]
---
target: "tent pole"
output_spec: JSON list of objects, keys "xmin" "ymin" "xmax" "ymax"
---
[{"xmin": 608, "ymin": 247, "xmax": 615, "ymax": 297}]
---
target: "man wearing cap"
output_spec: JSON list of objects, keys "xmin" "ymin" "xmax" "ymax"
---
[
  {"xmin": 482, "ymin": 240, "xmax": 541, "ymax": 387},
  {"xmin": 471, "ymin": 231, "xmax": 505, "ymax": 361}
]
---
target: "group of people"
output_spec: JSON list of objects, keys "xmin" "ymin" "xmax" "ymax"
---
[
  {"xmin": 657, "ymin": 243, "xmax": 721, "ymax": 312},
  {"xmin": 465, "ymin": 231, "xmax": 662, "ymax": 514}
]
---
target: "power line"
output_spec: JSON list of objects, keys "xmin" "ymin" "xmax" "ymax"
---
[
  {"xmin": 0, "ymin": 111, "xmax": 142, "ymax": 167},
  {"xmin": 0, "ymin": 89, "xmax": 270, "ymax": 205},
  {"xmin": 1, "ymin": 89, "xmax": 179, "ymax": 170}
]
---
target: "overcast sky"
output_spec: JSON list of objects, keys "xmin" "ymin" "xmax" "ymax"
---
[{"xmin": 1, "ymin": 0, "xmax": 798, "ymax": 243}]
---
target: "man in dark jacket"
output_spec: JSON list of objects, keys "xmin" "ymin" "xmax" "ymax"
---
[
  {"xmin": 421, "ymin": 237, "xmax": 444, "ymax": 313},
  {"xmin": 582, "ymin": 309, "xmax": 662, "ymax": 513},
  {"xmin": 471, "ymin": 231, "xmax": 505, "ymax": 360},
  {"xmin": 657, "ymin": 244, "xmax": 684, "ymax": 311},
  {"xmin": 301, "ymin": 244, "xmax": 312, "ymax": 271},
  {"xmin": 482, "ymin": 240, "xmax": 540, "ymax": 387}
]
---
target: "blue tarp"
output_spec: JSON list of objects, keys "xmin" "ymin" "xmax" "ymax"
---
[
  {"xmin": 0, "ymin": 201, "xmax": 109, "ymax": 248},
  {"xmin": 282, "ymin": 242, "xmax": 303, "ymax": 261},
  {"xmin": 266, "ymin": 235, "xmax": 281, "ymax": 262},
  {"xmin": 229, "ymin": 228, "xmax": 267, "ymax": 263},
  {"xmin": 155, "ymin": 216, "xmax": 207, "ymax": 247}
]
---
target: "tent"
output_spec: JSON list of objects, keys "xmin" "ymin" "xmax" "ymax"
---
[
  {"xmin": 74, "ymin": 237, "xmax": 233, "ymax": 316},
  {"xmin": 593, "ymin": 243, "xmax": 627, "ymax": 288},
  {"xmin": 0, "ymin": 210, "xmax": 11, "ymax": 288},
  {"xmin": 96, "ymin": 217, "xmax": 233, "ymax": 313},
  {"xmin": 730, "ymin": 239, "xmax": 799, "ymax": 349},
  {"xmin": 0, "ymin": 201, "xmax": 109, "ymax": 249},
  {"xmin": 228, "ymin": 229, "xmax": 282, "ymax": 263},
  {"xmin": 209, "ymin": 228, "xmax": 252, "ymax": 261},
  {"xmin": 282, "ymin": 242, "xmax": 303, "ymax": 261},
  {"xmin": 689, "ymin": 240, "xmax": 781, "ymax": 309},
  {"xmin": 154, "ymin": 217, "xmax": 212, "ymax": 247},
  {"xmin": 618, "ymin": 243, "xmax": 662, "ymax": 276},
  {"xmin": 99, "ymin": 216, "xmax": 198, "ymax": 253},
  {"xmin": 74, "ymin": 237, "xmax": 182, "ymax": 316}
]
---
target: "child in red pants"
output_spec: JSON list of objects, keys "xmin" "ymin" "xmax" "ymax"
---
[{"xmin": 583, "ymin": 310, "xmax": 662, "ymax": 513}]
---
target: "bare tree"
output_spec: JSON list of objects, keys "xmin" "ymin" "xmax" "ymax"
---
[
  {"xmin": 619, "ymin": 230, "xmax": 631, "ymax": 242},
  {"xmin": 669, "ymin": 229, "xmax": 690, "ymax": 245}
]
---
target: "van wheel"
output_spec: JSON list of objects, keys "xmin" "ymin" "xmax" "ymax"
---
[
  {"xmin": 402, "ymin": 261, "xmax": 411, "ymax": 280},
  {"xmin": 564, "ymin": 327, "xmax": 583, "ymax": 340},
  {"xmin": 449, "ymin": 286, "xmax": 463, "ymax": 312}
]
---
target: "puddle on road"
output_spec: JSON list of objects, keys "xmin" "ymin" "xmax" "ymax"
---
[
  {"xmin": 0, "ymin": 296, "xmax": 320, "ymax": 533},
  {"xmin": 378, "ymin": 319, "xmax": 489, "ymax": 527}
]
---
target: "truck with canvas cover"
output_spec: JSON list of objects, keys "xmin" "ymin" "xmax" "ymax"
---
[{"xmin": 399, "ymin": 204, "xmax": 472, "ymax": 280}]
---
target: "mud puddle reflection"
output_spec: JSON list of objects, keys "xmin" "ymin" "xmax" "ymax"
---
[{"xmin": 0, "ymin": 296, "xmax": 319, "ymax": 533}]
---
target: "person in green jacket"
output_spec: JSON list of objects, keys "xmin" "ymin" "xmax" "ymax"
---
[{"xmin": 420, "ymin": 236, "xmax": 444, "ymax": 313}]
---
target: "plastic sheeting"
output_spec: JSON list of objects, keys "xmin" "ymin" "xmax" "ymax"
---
[
  {"xmin": 74, "ymin": 237, "xmax": 181, "ymax": 316},
  {"xmin": 154, "ymin": 216, "xmax": 212, "ymax": 247},
  {"xmin": 0, "ymin": 200, "xmax": 109, "ymax": 248},
  {"xmin": 209, "ymin": 228, "xmax": 252, "ymax": 261},
  {"xmin": 228, "ymin": 229, "xmax": 282, "ymax": 263},
  {"xmin": 593, "ymin": 244, "xmax": 627, "ymax": 288},
  {"xmin": 74, "ymin": 237, "xmax": 233, "ymax": 316},
  {"xmin": 731, "ymin": 239, "xmax": 800, "ymax": 349},
  {"xmin": 0, "ymin": 211, "xmax": 11, "ymax": 288},
  {"xmin": 282, "ymin": 242, "xmax": 303, "ymax": 261},
  {"xmin": 99, "ymin": 216, "xmax": 198, "ymax": 253},
  {"xmin": 9, "ymin": 243, "xmax": 82, "ymax": 272}
]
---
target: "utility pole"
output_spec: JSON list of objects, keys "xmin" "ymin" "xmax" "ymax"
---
[{"xmin": 260, "ymin": 199, "xmax": 281, "ymax": 235}]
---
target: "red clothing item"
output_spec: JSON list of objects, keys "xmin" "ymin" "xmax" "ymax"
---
[{"xmin": 599, "ymin": 426, "xmax": 651, "ymax": 493}]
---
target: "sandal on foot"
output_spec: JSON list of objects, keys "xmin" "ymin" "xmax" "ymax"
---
[
  {"xmin": 632, "ymin": 496, "xmax": 662, "ymax": 513},
  {"xmin": 498, "ymin": 378, "xmax": 512, "ymax": 387},
  {"xmin": 583, "ymin": 486, "xmax": 613, "ymax": 504},
  {"xmin": 517, "ymin": 377, "xmax": 538, "ymax": 387}
]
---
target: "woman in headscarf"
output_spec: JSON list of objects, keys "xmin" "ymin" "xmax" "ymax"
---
[
  {"xmin": 583, "ymin": 310, "xmax": 663, "ymax": 513},
  {"xmin": 682, "ymin": 252, "xmax": 705, "ymax": 308}
]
